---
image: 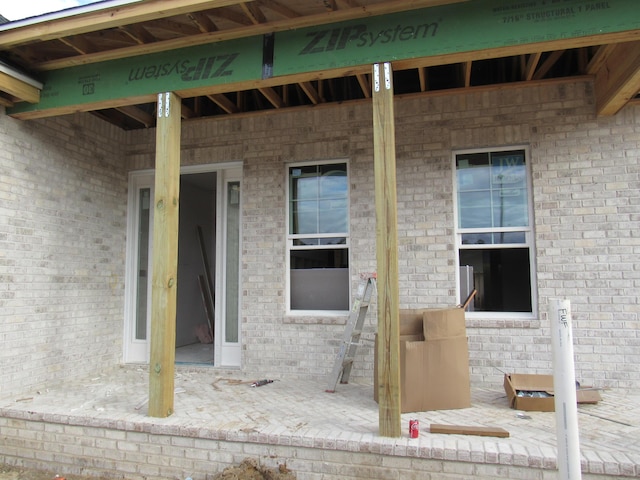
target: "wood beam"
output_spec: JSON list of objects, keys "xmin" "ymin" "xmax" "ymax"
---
[
  {"xmin": 187, "ymin": 12, "xmax": 218, "ymax": 33},
  {"xmin": 259, "ymin": 86, "xmax": 283, "ymax": 108},
  {"xmin": 148, "ymin": 91, "xmax": 181, "ymax": 418},
  {"xmin": 207, "ymin": 93, "xmax": 239, "ymax": 113},
  {"xmin": 594, "ymin": 40, "xmax": 640, "ymax": 116},
  {"xmin": 258, "ymin": 0, "xmax": 301, "ymax": 19},
  {"xmin": 372, "ymin": 62, "xmax": 401, "ymax": 438},
  {"xmin": 240, "ymin": 2, "xmax": 267, "ymax": 24},
  {"xmin": 524, "ymin": 52, "xmax": 541, "ymax": 81},
  {"xmin": 298, "ymin": 81, "xmax": 321, "ymax": 104},
  {"xmin": 0, "ymin": 71, "xmax": 40, "ymax": 103},
  {"xmin": 418, "ymin": 66, "xmax": 428, "ymax": 92},
  {"xmin": 463, "ymin": 60, "xmax": 472, "ymax": 87},
  {"xmin": 115, "ymin": 104, "xmax": 155, "ymax": 127},
  {"xmin": 532, "ymin": 50, "xmax": 565, "ymax": 80},
  {"xmin": 356, "ymin": 74, "xmax": 370, "ymax": 98}
]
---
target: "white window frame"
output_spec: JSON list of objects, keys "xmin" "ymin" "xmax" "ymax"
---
[
  {"xmin": 285, "ymin": 159, "xmax": 351, "ymax": 315},
  {"xmin": 453, "ymin": 145, "xmax": 537, "ymax": 319}
]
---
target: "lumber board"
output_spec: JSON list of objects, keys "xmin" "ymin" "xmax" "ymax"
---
[
  {"xmin": 148, "ymin": 91, "xmax": 181, "ymax": 418},
  {"xmin": 430, "ymin": 424, "xmax": 510, "ymax": 438},
  {"xmin": 373, "ymin": 62, "xmax": 401, "ymax": 438}
]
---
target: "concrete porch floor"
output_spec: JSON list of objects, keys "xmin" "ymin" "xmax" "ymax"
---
[{"xmin": 1, "ymin": 365, "xmax": 639, "ymax": 480}]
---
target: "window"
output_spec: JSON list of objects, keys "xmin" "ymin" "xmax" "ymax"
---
[
  {"xmin": 287, "ymin": 161, "xmax": 349, "ymax": 312},
  {"xmin": 455, "ymin": 147, "xmax": 535, "ymax": 315}
]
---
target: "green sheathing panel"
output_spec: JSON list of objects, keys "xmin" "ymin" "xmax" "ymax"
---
[
  {"xmin": 9, "ymin": 0, "xmax": 639, "ymax": 115},
  {"xmin": 274, "ymin": 0, "xmax": 640, "ymax": 76},
  {"xmin": 10, "ymin": 35, "xmax": 264, "ymax": 114}
]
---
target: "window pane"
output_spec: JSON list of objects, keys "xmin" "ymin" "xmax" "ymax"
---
[
  {"xmin": 459, "ymin": 248, "xmax": 532, "ymax": 312},
  {"xmin": 457, "ymin": 150, "xmax": 529, "ymax": 229},
  {"xmin": 319, "ymin": 198, "xmax": 348, "ymax": 233},
  {"xmin": 291, "ymin": 200, "xmax": 318, "ymax": 234},
  {"xmin": 135, "ymin": 188, "xmax": 151, "ymax": 340}
]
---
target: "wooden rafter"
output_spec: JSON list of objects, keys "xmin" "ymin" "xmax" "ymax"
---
[
  {"xmin": 356, "ymin": 74, "xmax": 370, "ymax": 98},
  {"xmin": 418, "ymin": 66, "xmax": 427, "ymax": 92},
  {"xmin": 258, "ymin": 0, "xmax": 301, "ymax": 19},
  {"xmin": 259, "ymin": 86, "xmax": 283, "ymax": 108},
  {"xmin": 462, "ymin": 60, "xmax": 472, "ymax": 87},
  {"xmin": 212, "ymin": 6, "xmax": 255, "ymax": 26},
  {"xmin": 524, "ymin": 52, "xmax": 542, "ymax": 81},
  {"xmin": 299, "ymin": 81, "xmax": 321, "ymax": 104},
  {"xmin": 240, "ymin": 2, "xmax": 267, "ymax": 24},
  {"xmin": 115, "ymin": 105, "xmax": 155, "ymax": 127},
  {"xmin": 532, "ymin": 50, "xmax": 565, "ymax": 80},
  {"xmin": 594, "ymin": 40, "xmax": 640, "ymax": 116},
  {"xmin": 118, "ymin": 24, "xmax": 156, "ymax": 45},
  {"xmin": 187, "ymin": 12, "xmax": 219, "ymax": 33},
  {"xmin": 58, "ymin": 36, "xmax": 96, "ymax": 55},
  {"xmin": 207, "ymin": 93, "xmax": 239, "ymax": 114}
]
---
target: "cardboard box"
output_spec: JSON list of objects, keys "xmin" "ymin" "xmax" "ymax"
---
[
  {"xmin": 422, "ymin": 308, "xmax": 466, "ymax": 340},
  {"xmin": 374, "ymin": 308, "xmax": 471, "ymax": 413},
  {"xmin": 504, "ymin": 373, "xmax": 602, "ymax": 412}
]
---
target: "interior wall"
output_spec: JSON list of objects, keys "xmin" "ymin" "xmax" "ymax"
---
[
  {"xmin": 176, "ymin": 174, "xmax": 216, "ymax": 347},
  {"xmin": 0, "ymin": 109, "xmax": 128, "ymax": 398}
]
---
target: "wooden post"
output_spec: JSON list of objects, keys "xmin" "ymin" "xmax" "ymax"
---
[
  {"xmin": 148, "ymin": 91, "xmax": 181, "ymax": 418},
  {"xmin": 372, "ymin": 62, "xmax": 401, "ymax": 437}
]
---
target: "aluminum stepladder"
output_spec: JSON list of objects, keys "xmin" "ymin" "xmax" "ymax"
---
[{"xmin": 325, "ymin": 272, "xmax": 377, "ymax": 393}]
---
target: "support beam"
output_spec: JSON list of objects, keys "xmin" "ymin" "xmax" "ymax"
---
[
  {"xmin": 148, "ymin": 91, "xmax": 181, "ymax": 418},
  {"xmin": 0, "ymin": 71, "xmax": 40, "ymax": 103},
  {"xmin": 594, "ymin": 40, "xmax": 640, "ymax": 116},
  {"xmin": 372, "ymin": 62, "xmax": 401, "ymax": 438}
]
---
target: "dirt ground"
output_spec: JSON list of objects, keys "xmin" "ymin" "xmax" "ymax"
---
[{"xmin": 0, "ymin": 459, "xmax": 296, "ymax": 480}]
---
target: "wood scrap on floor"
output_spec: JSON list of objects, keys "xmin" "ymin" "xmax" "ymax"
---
[{"xmin": 430, "ymin": 424, "xmax": 510, "ymax": 438}]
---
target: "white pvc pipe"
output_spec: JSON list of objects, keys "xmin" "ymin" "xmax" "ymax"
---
[{"xmin": 549, "ymin": 299, "xmax": 582, "ymax": 479}]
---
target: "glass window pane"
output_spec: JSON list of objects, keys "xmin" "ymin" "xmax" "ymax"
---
[
  {"xmin": 459, "ymin": 248, "xmax": 532, "ymax": 312},
  {"xmin": 225, "ymin": 182, "xmax": 240, "ymax": 343},
  {"xmin": 135, "ymin": 188, "xmax": 151, "ymax": 340},
  {"xmin": 319, "ymin": 198, "xmax": 348, "ymax": 233}
]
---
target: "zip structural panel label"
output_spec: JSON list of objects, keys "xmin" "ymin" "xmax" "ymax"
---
[
  {"xmin": 274, "ymin": 0, "xmax": 640, "ymax": 75},
  {"xmin": 9, "ymin": 0, "xmax": 640, "ymax": 115},
  {"xmin": 10, "ymin": 36, "xmax": 264, "ymax": 114}
]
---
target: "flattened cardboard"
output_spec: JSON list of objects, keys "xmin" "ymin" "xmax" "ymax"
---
[
  {"xmin": 422, "ymin": 308, "xmax": 466, "ymax": 340},
  {"xmin": 374, "ymin": 334, "xmax": 471, "ymax": 412},
  {"xmin": 504, "ymin": 373, "xmax": 602, "ymax": 412},
  {"xmin": 402, "ymin": 337, "xmax": 471, "ymax": 412}
]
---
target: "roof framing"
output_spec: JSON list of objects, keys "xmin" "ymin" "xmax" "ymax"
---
[{"xmin": 1, "ymin": 0, "xmax": 639, "ymax": 129}]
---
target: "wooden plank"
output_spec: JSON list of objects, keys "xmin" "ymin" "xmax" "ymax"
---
[
  {"xmin": 594, "ymin": 40, "xmax": 640, "ymax": 116},
  {"xmin": 430, "ymin": 424, "xmax": 510, "ymax": 438},
  {"xmin": 0, "ymin": 71, "xmax": 40, "ymax": 103},
  {"xmin": 372, "ymin": 62, "xmax": 401, "ymax": 438},
  {"xmin": 148, "ymin": 91, "xmax": 182, "ymax": 418}
]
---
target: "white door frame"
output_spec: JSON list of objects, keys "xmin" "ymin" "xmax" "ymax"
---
[{"xmin": 123, "ymin": 163, "xmax": 242, "ymax": 366}]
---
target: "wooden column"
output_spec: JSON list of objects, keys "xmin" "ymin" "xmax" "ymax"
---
[
  {"xmin": 148, "ymin": 91, "xmax": 181, "ymax": 418},
  {"xmin": 372, "ymin": 62, "xmax": 401, "ymax": 437}
]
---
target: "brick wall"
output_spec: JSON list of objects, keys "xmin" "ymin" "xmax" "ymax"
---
[
  {"xmin": 0, "ymin": 111, "xmax": 128, "ymax": 397},
  {"xmin": 2, "ymin": 77, "xmax": 638, "ymax": 397},
  {"xmin": 123, "ymin": 79, "xmax": 640, "ymax": 390}
]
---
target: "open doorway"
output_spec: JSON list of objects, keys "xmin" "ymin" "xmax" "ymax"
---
[{"xmin": 175, "ymin": 172, "xmax": 216, "ymax": 365}]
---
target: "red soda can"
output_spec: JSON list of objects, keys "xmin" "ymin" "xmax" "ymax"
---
[{"xmin": 409, "ymin": 419, "xmax": 419, "ymax": 438}]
